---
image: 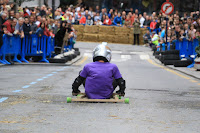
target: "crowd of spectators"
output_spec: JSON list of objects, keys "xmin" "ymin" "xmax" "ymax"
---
[{"xmin": 0, "ymin": 0, "xmax": 200, "ymax": 49}]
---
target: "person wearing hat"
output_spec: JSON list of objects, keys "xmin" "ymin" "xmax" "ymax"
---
[
  {"xmin": 151, "ymin": 31, "xmax": 159, "ymax": 47},
  {"xmin": 72, "ymin": 44, "xmax": 126, "ymax": 99}
]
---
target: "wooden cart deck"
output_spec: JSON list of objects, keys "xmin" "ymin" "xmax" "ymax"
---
[{"xmin": 67, "ymin": 93, "xmax": 129, "ymax": 104}]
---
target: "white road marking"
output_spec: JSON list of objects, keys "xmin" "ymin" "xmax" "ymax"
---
[
  {"xmin": 47, "ymin": 74, "xmax": 53, "ymax": 77},
  {"xmin": 85, "ymin": 50, "xmax": 93, "ymax": 53},
  {"xmin": 12, "ymin": 67, "xmax": 69, "ymax": 94},
  {"xmin": 130, "ymin": 52, "xmax": 146, "ymax": 55},
  {"xmin": 52, "ymin": 72, "xmax": 57, "ymax": 74},
  {"xmin": 37, "ymin": 79, "xmax": 43, "ymax": 81},
  {"xmin": 121, "ymin": 55, "xmax": 131, "ymax": 59},
  {"xmin": 30, "ymin": 82, "xmax": 37, "ymax": 85},
  {"xmin": 112, "ymin": 51, "xmax": 122, "ymax": 54},
  {"xmin": 22, "ymin": 85, "xmax": 30, "ymax": 89},
  {"xmin": 84, "ymin": 53, "xmax": 93, "ymax": 57},
  {"xmin": 12, "ymin": 90, "xmax": 22, "ymax": 92},
  {"xmin": 112, "ymin": 55, "xmax": 131, "ymax": 62},
  {"xmin": 140, "ymin": 55, "xmax": 150, "ymax": 60},
  {"xmin": 0, "ymin": 97, "xmax": 8, "ymax": 103}
]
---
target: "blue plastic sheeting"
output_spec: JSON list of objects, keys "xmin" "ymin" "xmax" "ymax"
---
[{"xmin": 0, "ymin": 34, "xmax": 55, "ymax": 64}]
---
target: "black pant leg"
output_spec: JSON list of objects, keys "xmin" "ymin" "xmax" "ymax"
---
[
  {"xmin": 134, "ymin": 34, "xmax": 136, "ymax": 45},
  {"xmin": 137, "ymin": 34, "xmax": 140, "ymax": 45}
]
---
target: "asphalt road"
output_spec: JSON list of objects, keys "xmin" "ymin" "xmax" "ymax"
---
[{"xmin": 1, "ymin": 42, "xmax": 200, "ymax": 133}]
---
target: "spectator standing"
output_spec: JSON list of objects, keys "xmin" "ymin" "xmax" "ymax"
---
[
  {"xmin": 132, "ymin": 18, "xmax": 141, "ymax": 45},
  {"xmin": 52, "ymin": 20, "xmax": 59, "ymax": 34},
  {"xmin": 68, "ymin": 14, "xmax": 75, "ymax": 24},
  {"xmin": 3, "ymin": 17, "xmax": 14, "ymax": 33},
  {"xmin": 35, "ymin": 15, "xmax": 41, "ymax": 26},
  {"xmin": 122, "ymin": 15, "xmax": 126, "ymax": 25},
  {"xmin": 81, "ymin": 7, "xmax": 85, "ymax": 16},
  {"xmin": 85, "ymin": 10, "xmax": 89, "ymax": 19},
  {"xmin": 29, "ymin": 15, "xmax": 37, "ymax": 34},
  {"xmin": 86, "ymin": 15, "xmax": 93, "ymax": 25},
  {"xmin": 75, "ymin": 10, "xmax": 82, "ymax": 24},
  {"xmin": 9, "ymin": 9, "xmax": 15, "ymax": 17},
  {"xmin": 94, "ymin": 12, "xmax": 101, "ymax": 22},
  {"xmin": 100, "ymin": 8, "xmax": 107, "ymax": 20},
  {"xmin": 95, "ymin": 6, "xmax": 100, "ymax": 13},
  {"xmin": 0, "ymin": 12, "xmax": 7, "ymax": 25},
  {"xmin": 139, "ymin": 14, "xmax": 145, "ymax": 27},
  {"xmin": 103, "ymin": 15, "xmax": 112, "ymax": 25},
  {"xmin": 96, "ymin": 19, "xmax": 103, "ymax": 25},
  {"xmin": 143, "ymin": 15, "xmax": 151, "ymax": 28},
  {"xmin": 12, "ymin": 18, "xmax": 17, "ymax": 32},
  {"xmin": 124, "ymin": 15, "xmax": 131, "ymax": 27},
  {"xmin": 108, "ymin": 9, "xmax": 113, "ymax": 18},
  {"xmin": 23, "ymin": 17, "xmax": 31, "ymax": 35},
  {"xmin": 110, "ymin": 14, "xmax": 115, "ymax": 23},
  {"xmin": 102, "ymin": 14, "xmax": 106, "ymax": 22},
  {"xmin": 15, "ymin": 12, "xmax": 20, "ymax": 19},
  {"xmin": 61, "ymin": 13, "xmax": 68, "ymax": 21},
  {"xmin": 55, "ymin": 11, "xmax": 62, "ymax": 20},
  {"xmin": 79, "ymin": 15, "xmax": 86, "ymax": 25},
  {"xmin": 39, "ymin": 5, "xmax": 46, "ymax": 17},
  {"xmin": 150, "ymin": 18, "xmax": 157, "ymax": 31},
  {"xmin": 88, "ymin": 7, "xmax": 93, "ymax": 17},
  {"xmin": 15, "ymin": 17, "xmax": 24, "ymax": 38},
  {"xmin": 113, "ymin": 13, "xmax": 122, "ymax": 26}
]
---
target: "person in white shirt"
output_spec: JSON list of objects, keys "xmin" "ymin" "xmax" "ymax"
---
[
  {"xmin": 139, "ymin": 14, "xmax": 145, "ymax": 27},
  {"xmin": 96, "ymin": 19, "xmax": 102, "ymax": 25},
  {"xmin": 35, "ymin": 15, "xmax": 41, "ymax": 26}
]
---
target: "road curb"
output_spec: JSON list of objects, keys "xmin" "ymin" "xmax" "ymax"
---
[{"xmin": 147, "ymin": 52, "xmax": 200, "ymax": 80}]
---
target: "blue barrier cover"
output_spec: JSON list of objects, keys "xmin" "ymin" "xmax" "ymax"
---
[{"xmin": 0, "ymin": 34, "xmax": 55, "ymax": 64}]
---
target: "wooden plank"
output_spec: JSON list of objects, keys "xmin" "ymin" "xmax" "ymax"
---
[
  {"xmin": 71, "ymin": 98, "xmax": 124, "ymax": 103},
  {"xmin": 72, "ymin": 93, "xmax": 124, "ymax": 103}
]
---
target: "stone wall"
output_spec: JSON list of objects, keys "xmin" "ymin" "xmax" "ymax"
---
[{"xmin": 73, "ymin": 25, "xmax": 147, "ymax": 45}]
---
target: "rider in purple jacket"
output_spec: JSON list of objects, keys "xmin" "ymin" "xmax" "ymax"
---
[{"xmin": 72, "ymin": 44, "xmax": 126, "ymax": 99}]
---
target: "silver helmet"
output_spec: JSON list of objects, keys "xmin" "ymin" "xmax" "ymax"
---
[{"xmin": 93, "ymin": 44, "xmax": 112, "ymax": 62}]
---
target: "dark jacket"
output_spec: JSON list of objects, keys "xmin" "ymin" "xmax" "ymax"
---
[
  {"xmin": 144, "ymin": 20, "xmax": 151, "ymax": 27},
  {"xmin": 39, "ymin": 10, "xmax": 46, "ymax": 17},
  {"xmin": 0, "ymin": 29, "xmax": 4, "ymax": 48},
  {"xmin": 30, "ymin": 23, "xmax": 37, "ymax": 34},
  {"xmin": 23, "ymin": 23, "xmax": 31, "ymax": 35}
]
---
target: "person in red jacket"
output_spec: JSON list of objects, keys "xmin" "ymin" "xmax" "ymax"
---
[
  {"xmin": 103, "ymin": 15, "xmax": 112, "ymax": 25},
  {"xmin": 79, "ymin": 15, "xmax": 86, "ymax": 24},
  {"xmin": 150, "ymin": 18, "xmax": 157, "ymax": 31},
  {"xmin": 38, "ymin": 22, "xmax": 50, "ymax": 36},
  {"xmin": 3, "ymin": 17, "xmax": 14, "ymax": 33}
]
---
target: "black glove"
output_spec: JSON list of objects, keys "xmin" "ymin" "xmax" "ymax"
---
[
  {"xmin": 115, "ymin": 78, "xmax": 126, "ymax": 96},
  {"xmin": 72, "ymin": 89, "xmax": 81, "ymax": 96},
  {"xmin": 72, "ymin": 75, "xmax": 85, "ymax": 96},
  {"xmin": 116, "ymin": 90, "xmax": 125, "ymax": 97}
]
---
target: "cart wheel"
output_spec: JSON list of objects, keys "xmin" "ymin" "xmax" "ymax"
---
[
  {"xmin": 67, "ymin": 97, "xmax": 72, "ymax": 103},
  {"xmin": 124, "ymin": 98, "xmax": 129, "ymax": 104}
]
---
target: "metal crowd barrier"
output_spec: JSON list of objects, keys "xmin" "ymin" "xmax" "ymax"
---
[
  {"xmin": 0, "ymin": 34, "xmax": 55, "ymax": 64},
  {"xmin": 175, "ymin": 38, "xmax": 199, "ymax": 60}
]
